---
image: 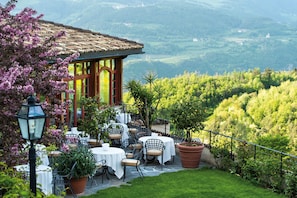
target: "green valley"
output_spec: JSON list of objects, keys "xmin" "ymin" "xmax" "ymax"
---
[{"xmin": 9, "ymin": 0, "xmax": 297, "ymax": 82}]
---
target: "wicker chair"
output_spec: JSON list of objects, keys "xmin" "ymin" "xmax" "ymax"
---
[
  {"xmin": 144, "ymin": 139, "xmax": 165, "ymax": 168},
  {"xmin": 125, "ymin": 141, "xmax": 144, "ymax": 162},
  {"xmin": 89, "ymin": 159, "xmax": 106, "ymax": 185},
  {"xmin": 107, "ymin": 124, "xmax": 123, "ymax": 147},
  {"xmin": 121, "ymin": 158, "xmax": 143, "ymax": 181}
]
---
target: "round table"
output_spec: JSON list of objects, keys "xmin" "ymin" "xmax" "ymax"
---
[
  {"xmin": 36, "ymin": 144, "xmax": 49, "ymax": 166},
  {"xmin": 14, "ymin": 164, "xmax": 53, "ymax": 195},
  {"xmin": 90, "ymin": 147, "xmax": 126, "ymax": 179},
  {"xmin": 139, "ymin": 136, "xmax": 176, "ymax": 164}
]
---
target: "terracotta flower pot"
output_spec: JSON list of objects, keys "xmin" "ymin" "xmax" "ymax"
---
[
  {"xmin": 177, "ymin": 143, "xmax": 204, "ymax": 168},
  {"xmin": 65, "ymin": 177, "xmax": 88, "ymax": 195}
]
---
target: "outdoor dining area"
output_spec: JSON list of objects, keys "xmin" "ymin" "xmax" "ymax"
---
[
  {"xmin": 0, "ymin": 5, "xmax": 209, "ymax": 197},
  {"xmin": 57, "ymin": 123, "xmax": 177, "ymax": 196},
  {"xmin": 12, "ymin": 97, "xmax": 179, "ymax": 197}
]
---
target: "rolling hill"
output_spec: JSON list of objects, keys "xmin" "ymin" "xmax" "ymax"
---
[{"xmin": 4, "ymin": 0, "xmax": 297, "ymax": 82}]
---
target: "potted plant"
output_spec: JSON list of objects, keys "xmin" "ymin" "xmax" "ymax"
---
[
  {"xmin": 78, "ymin": 97, "xmax": 116, "ymax": 146},
  {"xmin": 54, "ymin": 146, "xmax": 96, "ymax": 194},
  {"xmin": 170, "ymin": 98, "xmax": 206, "ymax": 168},
  {"xmin": 78, "ymin": 97, "xmax": 100, "ymax": 139},
  {"xmin": 97, "ymin": 104, "xmax": 116, "ymax": 142}
]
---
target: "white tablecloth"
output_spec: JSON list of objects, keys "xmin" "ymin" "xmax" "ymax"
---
[
  {"xmin": 139, "ymin": 136, "xmax": 176, "ymax": 165},
  {"xmin": 14, "ymin": 164, "xmax": 53, "ymax": 195},
  {"xmin": 36, "ymin": 144, "xmax": 49, "ymax": 166},
  {"xmin": 90, "ymin": 147, "xmax": 126, "ymax": 179},
  {"xmin": 116, "ymin": 113, "xmax": 131, "ymax": 124},
  {"xmin": 22, "ymin": 144, "xmax": 49, "ymax": 166}
]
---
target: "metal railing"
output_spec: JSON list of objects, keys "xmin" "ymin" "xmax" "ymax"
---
[
  {"xmin": 121, "ymin": 108, "xmax": 297, "ymax": 193},
  {"xmin": 202, "ymin": 129, "xmax": 297, "ymax": 176},
  {"xmin": 121, "ymin": 105, "xmax": 297, "ymax": 174}
]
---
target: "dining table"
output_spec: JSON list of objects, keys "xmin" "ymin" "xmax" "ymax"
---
[
  {"xmin": 90, "ymin": 147, "xmax": 126, "ymax": 179},
  {"xmin": 139, "ymin": 136, "xmax": 176, "ymax": 165},
  {"xmin": 22, "ymin": 144, "xmax": 49, "ymax": 166},
  {"xmin": 14, "ymin": 164, "xmax": 53, "ymax": 195}
]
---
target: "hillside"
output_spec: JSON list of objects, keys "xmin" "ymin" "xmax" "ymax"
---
[
  {"xmin": 123, "ymin": 69, "xmax": 297, "ymax": 154},
  {"xmin": 6, "ymin": 0, "xmax": 297, "ymax": 82}
]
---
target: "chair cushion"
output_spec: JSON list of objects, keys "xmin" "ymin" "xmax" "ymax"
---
[
  {"xmin": 109, "ymin": 134, "xmax": 122, "ymax": 139},
  {"xmin": 147, "ymin": 149, "xmax": 162, "ymax": 156},
  {"xmin": 48, "ymin": 151, "xmax": 61, "ymax": 157},
  {"xmin": 126, "ymin": 152, "xmax": 134, "ymax": 159},
  {"xmin": 129, "ymin": 143, "xmax": 142, "ymax": 150},
  {"xmin": 128, "ymin": 128, "xmax": 138, "ymax": 134},
  {"xmin": 121, "ymin": 159, "xmax": 140, "ymax": 166}
]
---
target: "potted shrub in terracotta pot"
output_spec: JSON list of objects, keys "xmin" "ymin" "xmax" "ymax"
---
[
  {"xmin": 170, "ymin": 98, "xmax": 206, "ymax": 168},
  {"xmin": 54, "ymin": 146, "xmax": 96, "ymax": 194}
]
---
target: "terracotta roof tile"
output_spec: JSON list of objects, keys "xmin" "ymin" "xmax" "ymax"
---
[{"xmin": 39, "ymin": 20, "xmax": 144, "ymax": 57}]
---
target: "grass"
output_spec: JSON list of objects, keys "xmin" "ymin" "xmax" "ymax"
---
[{"xmin": 81, "ymin": 168, "xmax": 286, "ymax": 198}]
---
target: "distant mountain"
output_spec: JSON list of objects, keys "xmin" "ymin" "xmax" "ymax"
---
[{"xmin": 4, "ymin": 0, "xmax": 297, "ymax": 82}]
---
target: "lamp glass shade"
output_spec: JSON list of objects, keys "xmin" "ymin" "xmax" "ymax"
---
[{"xmin": 17, "ymin": 101, "xmax": 46, "ymax": 140}]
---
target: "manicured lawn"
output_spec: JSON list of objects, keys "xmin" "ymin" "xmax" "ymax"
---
[{"xmin": 82, "ymin": 168, "xmax": 286, "ymax": 198}]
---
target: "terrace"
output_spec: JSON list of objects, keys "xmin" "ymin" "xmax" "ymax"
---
[
  {"xmin": 1, "ymin": 12, "xmax": 295, "ymax": 197},
  {"xmin": 57, "ymin": 125, "xmax": 295, "ymax": 198},
  {"xmin": 68, "ymin": 145, "xmax": 207, "ymax": 197},
  {"xmin": 5, "ymin": 110, "xmax": 295, "ymax": 197}
]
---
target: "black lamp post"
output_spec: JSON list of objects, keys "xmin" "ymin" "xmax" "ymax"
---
[{"xmin": 16, "ymin": 95, "xmax": 46, "ymax": 195}]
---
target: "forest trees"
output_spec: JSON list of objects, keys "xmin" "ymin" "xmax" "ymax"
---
[
  {"xmin": 124, "ymin": 69, "xmax": 297, "ymax": 155},
  {"xmin": 204, "ymin": 80, "xmax": 297, "ymax": 154},
  {"xmin": 0, "ymin": 0, "xmax": 78, "ymax": 166}
]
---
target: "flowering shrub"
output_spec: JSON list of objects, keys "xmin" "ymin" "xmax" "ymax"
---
[
  {"xmin": 9, "ymin": 143, "xmax": 27, "ymax": 165},
  {"xmin": 60, "ymin": 143, "xmax": 70, "ymax": 153},
  {"xmin": 65, "ymin": 136, "xmax": 79, "ymax": 144},
  {"xmin": 37, "ymin": 125, "xmax": 67, "ymax": 150},
  {"xmin": 0, "ymin": 0, "xmax": 79, "ymax": 166}
]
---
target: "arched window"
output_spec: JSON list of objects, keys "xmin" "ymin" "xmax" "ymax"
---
[
  {"xmin": 100, "ymin": 69, "xmax": 110, "ymax": 103},
  {"xmin": 96, "ymin": 59, "xmax": 122, "ymax": 105}
]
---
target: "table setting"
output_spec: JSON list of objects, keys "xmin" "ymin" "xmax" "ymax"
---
[
  {"xmin": 90, "ymin": 146, "xmax": 126, "ymax": 179},
  {"xmin": 139, "ymin": 135, "xmax": 176, "ymax": 165},
  {"xmin": 14, "ymin": 164, "xmax": 53, "ymax": 195}
]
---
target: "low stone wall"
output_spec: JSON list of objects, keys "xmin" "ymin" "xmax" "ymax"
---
[
  {"xmin": 151, "ymin": 123, "xmax": 170, "ymax": 134},
  {"xmin": 200, "ymin": 147, "xmax": 216, "ymax": 167}
]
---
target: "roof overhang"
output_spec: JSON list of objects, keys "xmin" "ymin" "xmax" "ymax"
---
[
  {"xmin": 59, "ymin": 48, "xmax": 144, "ymax": 61},
  {"xmin": 39, "ymin": 20, "xmax": 144, "ymax": 61}
]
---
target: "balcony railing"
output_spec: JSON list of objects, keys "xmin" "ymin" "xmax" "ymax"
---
[{"xmin": 202, "ymin": 129, "xmax": 297, "ymax": 171}]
